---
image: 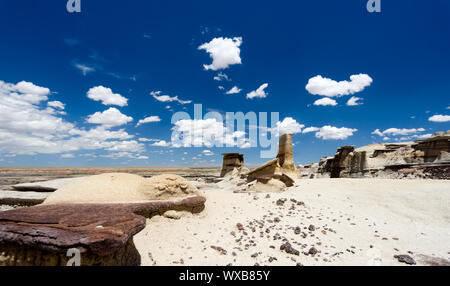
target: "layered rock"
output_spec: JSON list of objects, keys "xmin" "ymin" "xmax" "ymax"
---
[
  {"xmin": 0, "ymin": 173, "xmax": 207, "ymax": 266},
  {"xmin": 220, "ymin": 153, "xmax": 245, "ymax": 177},
  {"xmin": 246, "ymin": 134, "xmax": 300, "ymax": 192},
  {"xmin": 303, "ymin": 131, "xmax": 450, "ymax": 179},
  {"xmin": 0, "ymin": 197, "xmax": 206, "ymax": 266}
]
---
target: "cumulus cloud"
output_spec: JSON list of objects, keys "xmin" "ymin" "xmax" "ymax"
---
[
  {"xmin": 0, "ymin": 80, "xmax": 51, "ymax": 104},
  {"xmin": 315, "ymin": 126, "xmax": 357, "ymax": 140},
  {"xmin": 302, "ymin": 127, "xmax": 319, "ymax": 134},
  {"xmin": 226, "ymin": 86, "xmax": 242, "ymax": 95},
  {"xmin": 0, "ymin": 79, "xmax": 145, "ymax": 156},
  {"xmin": 198, "ymin": 37, "xmax": 243, "ymax": 71},
  {"xmin": 372, "ymin": 128, "xmax": 425, "ymax": 137},
  {"xmin": 87, "ymin": 86, "xmax": 128, "ymax": 107},
  {"xmin": 151, "ymin": 140, "xmax": 171, "ymax": 147},
  {"xmin": 171, "ymin": 118, "xmax": 247, "ymax": 148},
  {"xmin": 86, "ymin": 107, "xmax": 133, "ymax": 128},
  {"xmin": 313, "ymin": 97, "xmax": 337, "ymax": 106},
  {"xmin": 136, "ymin": 116, "xmax": 162, "ymax": 127},
  {"xmin": 150, "ymin": 91, "xmax": 192, "ymax": 105},
  {"xmin": 306, "ymin": 74, "xmax": 373, "ymax": 97},
  {"xmin": 429, "ymin": 115, "xmax": 450, "ymax": 122},
  {"xmin": 347, "ymin": 96, "xmax": 363, "ymax": 106},
  {"xmin": 47, "ymin": 101, "xmax": 65, "ymax": 110},
  {"xmin": 246, "ymin": 83, "xmax": 269, "ymax": 99},
  {"xmin": 275, "ymin": 117, "xmax": 304, "ymax": 135}
]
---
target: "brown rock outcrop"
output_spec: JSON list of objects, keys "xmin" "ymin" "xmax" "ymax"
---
[
  {"xmin": 0, "ymin": 196, "xmax": 206, "ymax": 266},
  {"xmin": 305, "ymin": 131, "xmax": 450, "ymax": 179},
  {"xmin": 220, "ymin": 153, "xmax": 244, "ymax": 177}
]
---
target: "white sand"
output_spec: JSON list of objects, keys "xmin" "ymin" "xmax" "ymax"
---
[{"xmin": 134, "ymin": 179, "xmax": 450, "ymax": 266}]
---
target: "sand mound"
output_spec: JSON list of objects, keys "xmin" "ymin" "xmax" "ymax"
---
[{"xmin": 43, "ymin": 173, "xmax": 202, "ymax": 205}]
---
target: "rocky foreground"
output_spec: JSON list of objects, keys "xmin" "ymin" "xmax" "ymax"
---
[{"xmin": 134, "ymin": 179, "xmax": 450, "ymax": 266}]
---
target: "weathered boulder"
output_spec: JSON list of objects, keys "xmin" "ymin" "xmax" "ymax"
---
[
  {"xmin": 0, "ymin": 196, "xmax": 206, "ymax": 266},
  {"xmin": 43, "ymin": 173, "xmax": 203, "ymax": 205},
  {"xmin": 220, "ymin": 153, "xmax": 245, "ymax": 177}
]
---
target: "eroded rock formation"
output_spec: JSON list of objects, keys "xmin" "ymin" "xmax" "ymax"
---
[
  {"xmin": 302, "ymin": 131, "xmax": 450, "ymax": 179},
  {"xmin": 0, "ymin": 197, "xmax": 206, "ymax": 266},
  {"xmin": 220, "ymin": 153, "xmax": 244, "ymax": 177},
  {"xmin": 246, "ymin": 134, "xmax": 300, "ymax": 192},
  {"xmin": 44, "ymin": 173, "xmax": 203, "ymax": 205},
  {"xmin": 0, "ymin": 173, "xmax": 207, "ymax": 266}
]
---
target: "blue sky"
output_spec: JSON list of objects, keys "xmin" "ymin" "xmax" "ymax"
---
[{"xmin": 0, "ymin": 0, "xmax": 449, "ymax": 167}]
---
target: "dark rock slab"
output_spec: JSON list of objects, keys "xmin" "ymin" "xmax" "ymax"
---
[
  {"xmin": 394, "ymin": 254, "xmax": 416, "ymax": 265},
  {"xmin": 0, "ymin": 196, "xmax": 206, "ymax": 266}
]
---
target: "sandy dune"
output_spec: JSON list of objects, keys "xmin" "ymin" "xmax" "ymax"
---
[{"xmin": 134, "ymin": 179, "xmax": 450, "ymax": 266}]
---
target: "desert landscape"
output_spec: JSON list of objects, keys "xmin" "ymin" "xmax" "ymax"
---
[{"xmin": 0, "ymin": 133, "xmax": 449, "ymax": 266}]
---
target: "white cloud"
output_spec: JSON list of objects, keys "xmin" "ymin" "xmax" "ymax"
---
[
  {"xmin": 306, "ymin": 74, "xmax": 373, "ymax": 97},
  {"xmin": 74, "ymin": 63, "xmax": 95, "ymax": 76},
  {"xmin": 87, "ymin": 86, "xmax": 128, "ymax": 107},
  {"xmin": 214, "ymin": 72, "xmax": 231, "ymax": 81},
  {"xmin": 151, "ymin": 140, "xmax": 171, "ymax": 147},
  {"xmin": 218, "ymin": 86, "xmax": 225, "ymax": 90},
  {"xmin": 429, "ymin": 115, "xmax": 450, "ymax": 122},
  {"xmin": 246, "ymin": 83, "xmax": 268, "ymax": 99},
  {"xmin": 302, "ymin": 127, "xmax": 319, "ymax": 134},
  {"xmin": 202, "ymin": 150, "xmax": 214, "ymax": 156},
  {"xmin": 86, "ymin": 107, "xmax": 133, "ymax": 128},
  {"xmin": 313, "ymin": 97, "xmax": 337, "ymax": 106},
  {"xmin": 0, "ymin": 79, "xmax": 145, "ymax": 156},
  {"xmin": 0, "ymin": 80, "xmax": 51, "ymax": 104},
  {"xmin": 372, "ymin": 128, "xmax": 425, "ymax": 137},
  {"xmin": 198, "ymin": 37, "xmax": 243, "ymax": 71},
  {"xmin": 315, "ymin": 126, "xmax": 357, "ymax": 140},
  {"xmin": 171, "ymin": 118, "xmax": 248, "ymax": 148},
  {"xmin": 276, "ymin": 117, "xmax": 304, "ymax": 135},
  {"xmin": 347, "ymin": 96, "xmax": 363, "ymax": 106},
  {"xmin": 151, "ymin": 91, "xmax": 192, "ymax": 105},
  {"xmin": 138, "ymin": 138, "xmax": 160, "ymax": 142},
  {"xmin": 226, "ymin": 86, "xmax": 242, "ymax": 95},
  {"xmin": 101, "ymin": 152, "xmax": 148, "ymax": 159},
  {"xmin": 60, "ymin": 153, "xmax": 75, "ymax": 159},
  {"xmin": 136, "ymin": 116, "xmax": 161, "ymax": 127},
  {"xmin": 47, "ymin": 101, "xmax": 65, "ymax": 110}
]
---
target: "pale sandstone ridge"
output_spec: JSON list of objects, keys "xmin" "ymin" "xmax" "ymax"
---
[
  {"xmin": 43, "ymin": 173, "xmax": 203, "ymax": 205},
  {"xmin": 300, "ymin": 131, "xmax": 450, "ymax": 179}
]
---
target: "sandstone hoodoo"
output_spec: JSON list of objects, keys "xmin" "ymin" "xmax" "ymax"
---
[
  {"xmin": 246, "ymin": 133, "xmax": 300, "ymax": 192},
  {"xmin": 220, "ymin": 153, "xmax": 244, "ymax": 177}
]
